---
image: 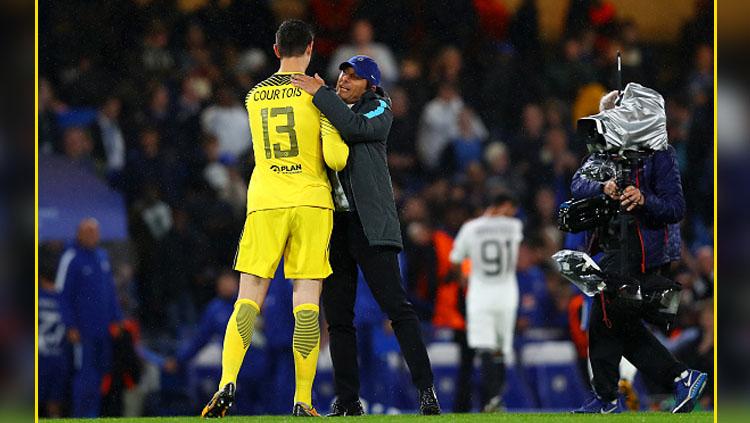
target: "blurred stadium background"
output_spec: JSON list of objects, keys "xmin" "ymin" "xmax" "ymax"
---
[{"xmin": 37, "ymin": 0, "xmax": 713, "ymax": 418}]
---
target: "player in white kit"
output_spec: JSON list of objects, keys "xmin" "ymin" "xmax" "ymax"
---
[{"xmin": 449, "ymin": 193, "xmax": 522, "ymax": 412}]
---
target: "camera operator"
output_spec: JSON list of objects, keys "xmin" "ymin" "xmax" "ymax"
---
[{"xmin": 571, "ymin": 90, "xmax": 707, "ymax": 414}]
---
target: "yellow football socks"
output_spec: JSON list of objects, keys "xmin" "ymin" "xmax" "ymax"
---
[
  {"xmin": 292, "ymin": 303, "xmax": 321, "ymax": 406},
  {"xmin": 218, "ymin": 299, "xmax": 259, "ymax": 389}
]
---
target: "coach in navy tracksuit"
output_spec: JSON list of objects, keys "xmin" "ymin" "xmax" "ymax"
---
[
  {"xmin": 571, "ymin": 144, "xmax": 706, "ymax": 413},
  {"xmin": 56, "ymin": 218, "xmax": 123, "ymax": 417}
]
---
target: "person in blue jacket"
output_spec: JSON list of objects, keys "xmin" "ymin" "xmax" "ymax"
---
[
  {"xmin": 39, "ymin": 252, "xmax": 71, "ymax": 418},
  {"xmin": 165, "ymin": 272, "xmax": 242, "ymax": 373},
  {"xmin": 570, "ymin": 139, "xmax": 707, "ymax": 414},
  {"xmin": 165, "ymin": 267, "xmax": 294, "ymax": 415},
  {"xmin": 55, "ymin": 218, "xmax": 123, "ymax": 417}
]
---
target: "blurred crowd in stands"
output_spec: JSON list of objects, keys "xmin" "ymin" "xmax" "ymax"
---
[{"xmin": 38, "ymin": 0, "xmax": 714, "ymax": 416}]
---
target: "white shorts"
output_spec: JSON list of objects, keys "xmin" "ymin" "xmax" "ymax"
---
[{"xmin": 467, "ymin": 308, "xmax": 517, "ymax": 357}]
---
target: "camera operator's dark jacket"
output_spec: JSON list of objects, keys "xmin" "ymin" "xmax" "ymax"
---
[
  {"xmin": 313, "ymin": 86, "xmax": 403, "ymax": 250},
  {"xmin": 571, "ymin": 146, "xmax": 685, "ymax": 271}
]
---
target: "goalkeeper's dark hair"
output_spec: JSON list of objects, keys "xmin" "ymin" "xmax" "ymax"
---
[
  {"xmin": 488, "ymin": 192, "xmax": 518, "ymax": 208},
  {"xmin": 275, "ymin": 19, "xmax": 314, "ymax": 57}
]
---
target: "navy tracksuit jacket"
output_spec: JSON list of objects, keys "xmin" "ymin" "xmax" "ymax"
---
[{"xmin": 56, "ymin": 243, "xmax": 122, "ymax": 417}]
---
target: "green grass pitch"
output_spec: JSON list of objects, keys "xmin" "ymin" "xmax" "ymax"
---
[{"xmin": 41, "ymin": 411, "xmax": 713, "ymax": 422}]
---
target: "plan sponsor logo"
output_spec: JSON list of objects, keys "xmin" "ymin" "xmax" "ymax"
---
[{"xmin": 270, "ymin": 164, "xmax": 303, "ymax": 174}]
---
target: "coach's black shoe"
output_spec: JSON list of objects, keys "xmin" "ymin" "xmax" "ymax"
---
[
  {"xmin": 201, "ymin": 382, "xmax": 235, "ymax": 418},
  {"xmin": 292, "ymin": 402, "xmax": 321, "ymax": 417},
  {"xmin": 418, "ymin": 386, "xmax": 441, "ymax": 415},
  {"xmin": 326, "ymin": 399, "xmax": 365, "ymax": 416}
]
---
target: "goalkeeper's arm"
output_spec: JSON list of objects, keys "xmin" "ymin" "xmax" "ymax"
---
[{"xmin": 321, "ymin": 114, "xmax": 349, "ymax": 171}]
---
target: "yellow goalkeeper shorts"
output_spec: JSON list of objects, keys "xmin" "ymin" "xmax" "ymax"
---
[{"xmin": 233, "ymin": 206, "xmax": 333, "ymax": 280}]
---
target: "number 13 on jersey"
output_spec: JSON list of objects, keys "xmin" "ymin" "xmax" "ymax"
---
[{"xmin": 261, "ymin": 106, "xmax": 299, "ymax": 159}]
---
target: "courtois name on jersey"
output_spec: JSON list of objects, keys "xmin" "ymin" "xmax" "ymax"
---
[{"xmin": 252, "ymin": 86, "xmax": 303, "ymax": 101}]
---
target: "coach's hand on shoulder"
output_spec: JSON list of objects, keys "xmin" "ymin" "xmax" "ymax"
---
[{"xmin": 291, "ymin": 73, "xmax": 325, "ymax": 95}]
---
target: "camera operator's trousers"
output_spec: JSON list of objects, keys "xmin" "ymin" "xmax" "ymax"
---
[
  {"xmin": 589, "ymin": 254, "xmax": 687, "ymax": 401},
  {"xmin": 322, "ymin": 211, "xmax": 435, "ymax": 404}
]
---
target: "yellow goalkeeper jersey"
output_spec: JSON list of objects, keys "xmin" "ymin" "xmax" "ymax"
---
[{"xmin": 244, "ymin": 72, "xmax": 348, "ymax": 212}]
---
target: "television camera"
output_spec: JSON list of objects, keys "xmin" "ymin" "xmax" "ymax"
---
[{"xmin": 553, "ymin": 70, "xmax": 681, "ymax": 329}]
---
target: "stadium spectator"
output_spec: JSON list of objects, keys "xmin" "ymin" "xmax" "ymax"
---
[
  {"xmin": 428, "ymin": 47, "xmax": 466, "ymax": 94},
  {"xmin": 92, "ymin": 97, "xmax": 126, "ymax": 178},
  {"xmin": 57, "ymin": 55, "xmax": 111, "ymax": 107},
  {"xmin": 516, "ymin": 241, "xmax": 548, "ymax": 336},
  {"xmin": 137, "ymin": 83, "xmax": 179, "ymax": 148},
  {"xmin": 386, "ymin": 86, "xmax": 419, "ymax": 186},
  {"xmin": 39, "ymin": 78, "xmax": 66, "ymax": 154},
  {"xmin": 417, "ymin": 85, "xmax": 486, "ymax": 173},
  {"xmin": 618, "ymin": 19, "xmax": 652, "ymax": 86},
  {"xmin": 415, "ymin": 83, "xmax": 459, "ymax": 170},
  {"xmin": 351, "ymin": 0, "xmax": 416, "ymax": 56},
  {"xmin": 398, "ymin": 57, "xmax": 431, "ymax": 114},
  {"xmin": 509, "ymin": 103, "xmax": 546, "ymax": 184},
  {"xmin": 140, "ymin": 20, "xmax": 175, "ymax": 78},
  {"xmin": 540, "ymin": 267, "xmax": 573, "ymax": 335},
  {"xmin": 440, "ymin": 107, "xmax": 487, "ymax": 175},
  {"xmin": 56, "ymin": 218, "xmax": 124, "ymax": 417},
  {"xmin": 200, "ymin": 134, "xmax": 247, "ymax": 216},
  {"xmin": 508, "ymin": 0, "xmax": 542, "ymax": 60},
  {"xmin": 538, "ymin": 127, "xmax": 578, "ymax": 204},
  {"xmin": 178, "ymin": 22, "xmax": 209, "ymax": 72},
  {"xmin": 175, "ymin": 76, "xmax": 210, "ymax": 148},
  {"xmin": 200, "ymin": 85, "xmax": 251, "ymax": 160},
  {"xmin": 38, "ymin": 249, "xmax": 70, "ymax": 418},
  {"xmin": 61, "ymin": 126, "xmax": 96, "ymax": 173},
  {"xmin": 546, "ymin": 37, "xmax": 597, "ymax": 101},
  {"xmin": 327, "ymin": 19, "xmax": 398, "ymax": 86},
  {"xmin": 530, "ymin": 187, "xmax": 564, "ymax": 257},
  {"xmin": 122, "ymin": 127, "xmax": 180, "ymax": 205},
  {"xmin": 484, "ymin": 141, "xmax": 526, "ymax": 198}
]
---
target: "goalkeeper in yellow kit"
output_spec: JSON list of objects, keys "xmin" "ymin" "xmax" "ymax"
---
[{"xmin": 201, "ymin": 20, "xmax": 348, "ymax": 418}]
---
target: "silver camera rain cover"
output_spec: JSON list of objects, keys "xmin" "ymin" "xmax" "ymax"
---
[
  {"xmin": 579, "ymin": 83, "xmax": 668, "ymax": 153},
  {"xmin": 551, "ymin": 250, "xmax": 606, "ymax": 296},
  {"xmin": 578, "ymin": 154, "xmax": 617, "ymax": 182}
]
